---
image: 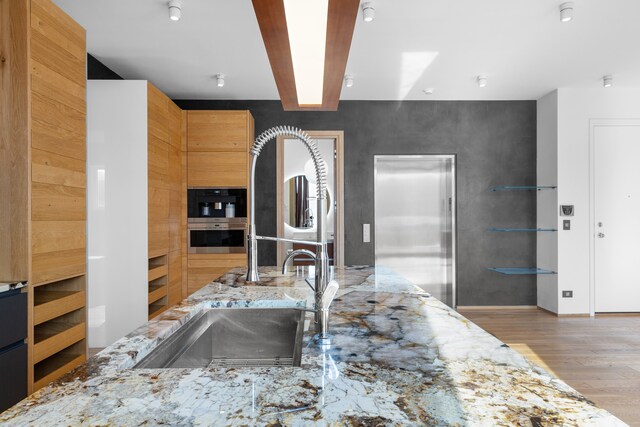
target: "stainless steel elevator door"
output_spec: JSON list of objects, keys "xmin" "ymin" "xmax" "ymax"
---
[{"xmin": 374, "ymin": 155, "xmax": 456, "ymax": 307}]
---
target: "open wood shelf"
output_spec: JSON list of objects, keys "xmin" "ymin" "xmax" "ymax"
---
[
  {"xmin": 34, "ymin": 290, "xmax": 85, "ymax": 326},
  {"xmin": 148, "ymin": 284, "xmax": 167, "ymax": 305},
  {"xmin": 148, "ymin": 264, "xmax": 168, "ymax": 282},
  {"xmin": 33, "ymin": 308, "xmax": 86, "ymax": 364},
  {"xmin": 33, "ymin": 341, "xmax": 86, "ymax": 390},
  {"xmin": 149, "ymin": 254, "xmax": 168, "ymax": 269},
  {"xmin": 32, "ymin": 272, "xmax": 86, "ymax": 288},
  {"xmin": 148, "ymin": 299, "xmax": 167, "ymax": 320},
  {"xmin": 148, "ymin": 255, "xmax": 168, "ymax": 319}
]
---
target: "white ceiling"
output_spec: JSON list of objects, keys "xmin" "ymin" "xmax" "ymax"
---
[{"xmin": 53, "ymin": 0, "xmax": 640, "ymax": 101}]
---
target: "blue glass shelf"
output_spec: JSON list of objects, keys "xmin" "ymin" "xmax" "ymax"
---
[
  {"xmin": 488, "ymin": 267, "xmax": 556, "ymax": 275},
  {"xmin": 491, "ymin": 185, "xmax": 557, "ymax": 192},
  {"xmin": 489, "ymin": 228, "xmax": 557, "ymax": 232}
]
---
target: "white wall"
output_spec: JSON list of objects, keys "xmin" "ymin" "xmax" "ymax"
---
[
  {"xmin": 536, "ymin": 90, "xmax": 559, "ymax": 313},
  {"xmin": 541, "ymin": 88, "xmax": 640, "ymax": 314},
  {"xmin": 87, "ymin": 80, "xmax": 149, "ymax": 347}
]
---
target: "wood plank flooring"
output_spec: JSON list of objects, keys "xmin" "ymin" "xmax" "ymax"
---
[{"xmin": 461, "ymin": 308, "xmax": 640, "ymax": 426}]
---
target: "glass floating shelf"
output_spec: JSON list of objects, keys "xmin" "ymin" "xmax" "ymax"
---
[
  {"xmin": 490, "ymin": 185, "xmax": 557, "ymax": 192},
  {"xmin": 488, "ymin": 228, "xmax": 557, "ymax": 232},
  {"xmin": 487, "ymin": 268, "xmax": 556, "ymax": 275}
]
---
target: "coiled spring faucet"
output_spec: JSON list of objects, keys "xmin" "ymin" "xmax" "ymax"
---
[{"xmin": 246, "ymin": 126, "xmax": 336, "ymax": 342}]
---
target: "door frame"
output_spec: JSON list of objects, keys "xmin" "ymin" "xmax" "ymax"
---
[
  {"xmin": 276, "ymin": 130, "xmax": 345, "ymax": 267},
  {"xmin": 373, "ymin": 154, "xmax": 457, "ymax": 308},
  {"xmin": 589, "ymin": 119, "xmax": 640, "ymax": 315}
]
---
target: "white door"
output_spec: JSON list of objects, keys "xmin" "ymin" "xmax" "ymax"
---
[{"xmin": 594, "ymin": 124, "xmax": 640, "ymax": 312}]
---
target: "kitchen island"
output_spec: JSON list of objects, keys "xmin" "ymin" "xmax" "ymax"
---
[{"xmin": 0, "ymin": 267, "xmax": 626, "ymax": 426}]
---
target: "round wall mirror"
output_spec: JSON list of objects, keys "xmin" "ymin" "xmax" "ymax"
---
[{"xmin": 284, "ymin": 175, "xmax": 331, "ymax": 229}]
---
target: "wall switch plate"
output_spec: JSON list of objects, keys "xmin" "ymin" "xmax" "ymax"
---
[
  {"xmin": 363, "ymin": 224, "xmax": 371, "ymax": 243},
  {"xmin": 563, "ymin": 220, "xmax": 571, "ymax": 230},
  {"xmin": 562, "ymin": 290, "xmax": 573, "ymax": 298}
]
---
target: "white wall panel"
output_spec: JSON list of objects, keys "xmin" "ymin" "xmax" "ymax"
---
[{"xmin": 87, "ymin": 80, "xmax": 148, "ymax": 347}]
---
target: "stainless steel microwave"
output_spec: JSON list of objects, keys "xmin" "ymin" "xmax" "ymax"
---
[{"xmin": 187, "ymin": 221, "xmax": 247, "ymax": 254}]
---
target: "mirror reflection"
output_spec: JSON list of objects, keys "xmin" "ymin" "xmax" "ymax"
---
[{"xmin": 284, "ymin": 175, "xmax": 330, "ymax": 230}]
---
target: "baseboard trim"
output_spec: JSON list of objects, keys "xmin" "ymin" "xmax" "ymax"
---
[
  {"xmin": 536, "ymin": 306, "xmax": 559, "ymax": 316},
  {"xmin": 457, "ymin": 305, "xmax": 537, "ymax": 311},
  {"xmin": 537, "ymin": 306, "xmax": 593, "ymax": 317}
]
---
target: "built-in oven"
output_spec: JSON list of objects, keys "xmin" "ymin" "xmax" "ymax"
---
[{"xmin": 188, "ymin": 219, "xmax": 247, "ymax": 254}]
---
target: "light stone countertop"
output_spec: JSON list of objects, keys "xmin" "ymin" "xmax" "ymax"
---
[{"xmin": 0, "ymin": 266, "xmax": 627, "ymax": 426}]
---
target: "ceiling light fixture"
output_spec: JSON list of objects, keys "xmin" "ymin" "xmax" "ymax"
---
[
  {"xmin": 362, "ymin": 1, "xmax": 375, "ymax": 22},
  {"xmin": 168, "ymin": 1, "xmax": 182, "ymax": 21},
  {"xmin": 344, "ymin": 75, "xmax": 354, "ymax": 88},
  {"xmin": 476, "ymin": 75, "xmax": 488, "ymax": 88},
  {"xmin": 559, "ymin": 2, "xmax": 574, "ymax": 22},
  {"xmin": 423, "ymin": 88, "xmax": 434, "ymax": 95},
  {"xmin": 216, "ymin": 74, "xmax": 225, "ymax": 87},
  {"xmin": 603, "ymin": 75, "xmax": 613, "ymax": 88},
  {"xmin": 283, "ymin": 0, "xmax": 329, "ymax": 105}
]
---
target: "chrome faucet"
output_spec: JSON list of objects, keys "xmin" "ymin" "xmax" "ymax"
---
[
  {"xmin": 246, "ymin": 126, "xmax": 335, "ymax": 341},
  {"xmin": 303, "ymin": 207, "xmax": 314, "ymax": 228}
]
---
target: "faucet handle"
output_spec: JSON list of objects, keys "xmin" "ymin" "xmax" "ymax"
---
[{"xmin": 321, "ymin": 280, "xmax": 339, "ymax": 309}]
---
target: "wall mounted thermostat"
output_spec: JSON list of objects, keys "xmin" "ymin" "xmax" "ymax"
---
[{"xmin": 560, "ymin": 205, "xmax": 574, "ymax": 216}]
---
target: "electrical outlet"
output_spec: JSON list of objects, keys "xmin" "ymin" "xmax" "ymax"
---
[
  {"xmin": 363, "ymin": 224, "xmax": 371, "ymax": 243},
  {"xmin": 562, "ymin": 290, "xmax": 573, "ymax": 298},
  {"xmin": 563, "ymin": 220, "xmax": 571, "ymax": 230}
]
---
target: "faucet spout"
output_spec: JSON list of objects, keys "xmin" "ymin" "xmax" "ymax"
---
[
  {"xmin": 281, "ymin": 249, "xmax": 316, "ymax": 274},
  {"xmin": 245, "ymin": 126, "xmax": 333, "ymax": 341}
]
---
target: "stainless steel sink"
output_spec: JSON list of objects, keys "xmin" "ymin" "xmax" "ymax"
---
[{"xmin": 134, "ymin": 308, "xmax": 306, "ymax": 369}]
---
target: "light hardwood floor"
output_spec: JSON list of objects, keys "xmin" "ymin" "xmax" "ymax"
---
[{"xmin": 461, "ymin": 308, "xmax": 640, "ymax": 426}]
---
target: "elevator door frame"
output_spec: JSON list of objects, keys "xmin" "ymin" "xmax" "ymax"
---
[{"xmin": 373, "ymin": 154, "xmax": 457, "ymax": 308}]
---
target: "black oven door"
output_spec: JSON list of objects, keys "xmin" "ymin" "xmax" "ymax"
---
[{"xmin": 188, "ymin": 224, "xmax": 247, "ymax": 254}]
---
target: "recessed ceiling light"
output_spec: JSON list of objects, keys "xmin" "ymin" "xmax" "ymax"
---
[
  {"xmin": 283, "ymin": 0, "xmax": 329, "ymax": 105},
  {"xmin": 603, "ymin": 75, "xmax": 613, "ymax": 88},
  {"xmin": 559, "ymin": 2, "xmax": 574, "ymax": 22},
  {"xmin": 344, "ymin": 75, "xmax": 354, "ymax": 88},
  {"xmin": 216, "ymin": 74, "xmax": 225, "ymax": 87},
  {"xmin": 362, "ymin": 1, "xmax": 375, "ymax": 23},
  {"xmin": 423, "ymin": 88, "xmax": 434, "ymax": 95},
  {"xmin": 168, "ymin": 1, "xmax": 182, "ymax": 21},
  {"xmin": 476, "ymin": 75, "xmax": 488, "ymax": 88}
]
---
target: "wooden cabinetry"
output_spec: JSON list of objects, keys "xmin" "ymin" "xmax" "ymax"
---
[
  {"xmin": 187, "ymin": 151, "xmax": 248, "ymax": 187},
  {"xmin": 147, "ymin": 84, "xmax": 183, "ymax": 318},
  {"xmin": 185, "ymin": 111, "xmax": 253, "ymax": 295},
  {"xmin": 1, "ymin": 0, "xmax": 87, "ymax": 393},
  {"xmin": 187, "ymin": 254, "xmax": 245, "ymax": 295},
  {"xmin": 187, "ymin": 111, "xmax": 251, "ymax": 152}
]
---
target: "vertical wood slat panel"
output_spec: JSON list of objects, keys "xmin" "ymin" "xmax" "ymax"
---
[
  {"xmin": 0, "ymin": 0, "xmax": 30, "ymax": 282},
  {"xmin": 147, "ymin": 83, "xmax": 183, "ymax": 313},
  {"xmin": 29, "ymin": 0, "xmax": 87, "ymax": 393}
]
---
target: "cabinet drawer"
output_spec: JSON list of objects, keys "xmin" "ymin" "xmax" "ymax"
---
[
  {"xmin": 0, "ymin": 291, "xmax": 27, "ymax": 349},
  {"xmin": 0, "ymin": 343, "xmax": 27, "ymax": 412}
]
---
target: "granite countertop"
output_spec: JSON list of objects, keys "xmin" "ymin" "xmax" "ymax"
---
[{"xmin": 0, "ymin": 266, "xmax": 627, "ymax": 426}]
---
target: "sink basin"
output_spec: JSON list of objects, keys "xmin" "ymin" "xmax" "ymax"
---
[{"xmin": 134, "ymin": 308, "xmax": 306, "ymax": 369}]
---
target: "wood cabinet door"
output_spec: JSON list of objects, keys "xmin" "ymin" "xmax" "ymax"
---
[
  {"xmin": 187, "ymin": 111, "xmax": 250, "ymax": 152},
  {"xmin": 187, "ymin": 254, "xmax": 246, "ymax": 296},
  {"xmin": 187, "ymin": 152, "xmax": 247, "ymax": 187}
]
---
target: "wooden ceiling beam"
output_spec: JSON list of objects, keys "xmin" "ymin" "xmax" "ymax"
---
[
  {"xmin": 251, "ymin": 0, "xmax": 299, "ymax": 110},
  {"xmin": 252, "ymin": 0, "xmax": 360, "ymax": 111}
]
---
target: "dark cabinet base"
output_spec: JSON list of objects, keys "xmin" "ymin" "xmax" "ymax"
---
[{"xmin": 0, "ymin": 342, "xmax": 28, "ymax": 412}]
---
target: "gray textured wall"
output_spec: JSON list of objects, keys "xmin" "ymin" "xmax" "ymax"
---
[{"xmin": 175, "ymin": 100, "xmax": 537, "ymax": 306}]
